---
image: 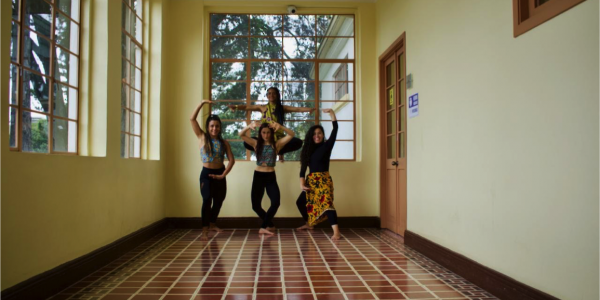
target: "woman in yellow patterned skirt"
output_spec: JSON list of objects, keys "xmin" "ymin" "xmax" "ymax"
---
[{"xmin": 296, "ymin": 108, "xmax": 341, "ymax": 240}]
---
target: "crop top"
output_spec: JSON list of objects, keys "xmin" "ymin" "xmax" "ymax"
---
[
  {"xmin": 201, "ymin": 139, "xmax": 224, "ymax": 163},
  {"xmin": 256, "ymin": 144, "xmax": 276, "ymax": 167}
]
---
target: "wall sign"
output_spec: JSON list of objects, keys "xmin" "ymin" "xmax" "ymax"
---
[{"xmin": 408, "ymin": 93, "xmax": 419, "ymax": 118}]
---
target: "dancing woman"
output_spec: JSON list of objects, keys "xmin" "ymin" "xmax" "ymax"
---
[
  {"xmin": 239, "ymin": 121, "xmax": 296, "ymax": 235},
  {"xmin": 296, "ymin": 108, "xmax": 341, "ymax": 240},
  {"xmin": 190, "ymin": 100, "xmax": 235, "ymax": 240}
]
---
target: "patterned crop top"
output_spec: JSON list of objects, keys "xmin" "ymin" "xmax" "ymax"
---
[
  {"xmin": 256, "ymin": 144, "xmax": 276, "ymax": 167},
  {"xmin": 201, "ymin": 139, "xmax": 224, "ymax": 163}
]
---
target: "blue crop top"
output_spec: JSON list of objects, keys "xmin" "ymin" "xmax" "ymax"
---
[
  {"xmin": 256, "ymin": 145, "xmax": 276, "ymax": 167},
  {"xmin": 201, "ymin": 139, "xmax": 224, "ymax": 163}
]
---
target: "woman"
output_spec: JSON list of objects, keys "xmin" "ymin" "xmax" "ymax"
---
[
  {"xmin": 296, "ymin": 108, "xmax": 341, "ymax": 240},
  {"xmin": 239, "ymin": 121, "xmax": 295, "ymax": 235},
  {"xmin": 190, "ymin": 100, "xmax": 235, "ymax": 241},
  {"xmin": 229, "ymin": 87, "xmax": 314, "ymax": 160}
]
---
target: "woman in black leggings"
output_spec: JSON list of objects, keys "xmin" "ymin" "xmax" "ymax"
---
[{"xmin": 239, "ymin": 121, "xmax": 295, "ymax": 236}]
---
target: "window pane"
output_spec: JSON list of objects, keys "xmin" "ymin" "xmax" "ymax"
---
[
  {"xmin": 121, "ymin": 133, "xmax": 127, "ymax": 158},
  {"xmin": 251, "ymin": 82, "xmax": 281, "ymax": 100},
  {"xmin": 331, "ymin": 141, "xmax": 353, "ymax": 159},
  {"xmin": 221, "ymin": 121, "xmax": 247, "ymax": 140},
  {"xmin": 210, "ymin": 14, "xmax": 249, "ymax": 36},
  {"xmin": 135, "ymin": 68, "xmax": 141, "ymax": 90},
  {"xmin": 55, "ymin": 12, "xmax": 79, "ymax": 54},
  {"xmin": 283, "ymin": 37, "xmax": 315, "ymax": 59},
  {"xmin": 251, "ymin": 61, "xmax": 282, "ymax": 81},
  {"xmin": 212, "ymin": 62, "xmax": 246, "ymax": 81},
  {"xmin": 54, "ymin": 47, "xmax": 79, "ymax": 87},
  {"xmin": 130, "ymin": 112, "xmax": 141, "ymax": 135},
  {"xmin": 319, "ymin": 63, "xmax": 353, "ymax": 81},
  {"xmin": 121, "ymin": 83, "xmax": 128, "ymax": 107},
  {"xmin": 133, "ymin": 136, "xmax": 141, "ymax": 158},
  {"xmin": 132, "ymin": 91, "xmax": 141, "ymax": 113},
  {"xmin": 320, "ymin": 102, "xmax": 353, "ymax": 121},
  {"xmin": 386, "ymin": 110, "xmax": 394, "ymax": 135},
  {"xmin": 322, "ymin": 121, "xmax": 353, "ymax": 140},
  {"xmin": 22, "ymin": 70, "xmax": 50, "ymax": 113},
  {"xmin": 122, "ymin": 2, "xmax": 131, "ymax": 34},
  {"xmin": 122, "ymin": 34, "xmax": 131, "ymax": 58},
  {"xmin": 319, "ymin": 83, "xmax": 354, "ymax": 101},
  {"xmin": 399, "ymin": 133, "xmax": 404, "ymax": 158},
  {"xmin": 52, "ymin": 118, "xmax": 77, "ymax": 152},
  {"xmin": 134, "ymin": 0, "xmax": 142, "ymax": 18},
  {"xmin": 283, "ymin": 82, "xmax": 315, "ymax": 100},
  {"xmin": 285, "ymin": 121, "xmax": 315, "ymax": 142},
  {"xmin": 12, "ymin": 0, "xmax": 19, "ymax": 20},
  {"xmin": 387, "ymin": 136, "xmax": 395, "ymax": 159},
  {"xmin": 211, "ymin": 82, "xmax": 247, "ymax": 100},
  {"xmin": 251, "ymin": 37, "xmax": 282, "ymax": 59},
  {"xmin": 210, "ymin": 37, "xmax": 248, "ymax": 59},
  {"xmin": 22, "ymin": 111, "xmax": 48, "ymax": 153},
  {"xmin": 11, "ymin": 22, "xmax": 19, "ymax": 62},
  {"xmin": 284, "ymin": 15, "xmax": 315, "ymax": 36},
  {"xmin": 53, "ymin": 83, "xmax": 78, "ymax": 119},
  {"xmin": 387, "ymin": 87, "xmax": 394, "ymax": 110},
  {"xmin": 250, "ymin": 15, "xmax": 282, "ymax": 36},
  {"xmin": 228, "ymin": 141, "xmax": 247, "ymax": 160},
  {"xmin": 57, "ymin": 0, "xmax": 80, "ymax": 22},
  {"xmin": 211, "ymin": 101, "xmax": 247, "ymax": 120},
  {"xmin": 399, "ymin": 106, "xmax": 405, "ymax": 131},
  {"xmin": 317, "ymin": 38, "xmax": 354, "ymax": 59},
  {"xmin": 317, "ymin": 15, "xmax": 354, "ymax": 36},
  {"xmin": 135, "ymin": 45, "xmax": 142, "ymax": 68},
  {"xmin": 129, "ymin": 135, "xmax": 135, "ymax": 157},
  {"xmin": 23, "ymin": 30, "xmax": 51, "ymax": 76},
  {"xmin": 121, "ymin": 108, "xmax": 129, "ymax": 132},
  {"xmin": 130, "ymin": 63, "xmax": 136, "ymax": 89},
  {"xmin": 9, "ymin": 107, "xmax": 17, "ymax": 148},
  {"xmin": 284, "ymin": 62, "xmax": 315, "ymax": 81},
  {"xmin": 281, "ymin": 101, "xmax": 315, "ymax": 120},
  {"xmin": 135, "ymin": 16, "xmax": 142, "ymax": 43},
  {"xmin": 25, "ymin": 0, "xmax": 52, "ymax": 38},
  {"xmin": 9, "ymin": 64, "xmax": 18, "ymax": 105}
]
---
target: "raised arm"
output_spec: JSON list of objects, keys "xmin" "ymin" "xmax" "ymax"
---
[
  {"xmin": 283, "ymin": 105, "xmax": 317, "ymax": 113},
  {"xmin": 238, "ymin": 121, "xmax": 260, "ymax": 149},
  {"xmin": 228, "ymin": 104, "xmax": 264, "ymax": 112},
  {"xmin": 322, "ymin": 108, "xmax": 338, "ymax": 149},
  {"xmin": 271, "ymin": 123, "xmax": 295, "ymax": 153},
  {"xmin": 190, "ymin": 100, "xmax": 213, "ymax": 138}
]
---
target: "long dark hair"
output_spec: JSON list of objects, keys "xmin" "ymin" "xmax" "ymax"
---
[
  {"xmin": 300, "ymin": 124, "xmax": 325, "ymax": 168},
  {"xmin": 268, "ymin": 87, "xmax": 285, "ymax": 124},
  {"xmin": 203, "ymin": 115, "xmax": 225, "ymax": 157},
  {"xmin": 256, "ymin": 123, "xmax": 275, "ymax": 161}
]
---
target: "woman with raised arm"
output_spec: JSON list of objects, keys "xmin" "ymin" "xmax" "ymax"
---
[
  {"xmin": 296, "ymin": 108, "xmax": 341, "ymax": 240},
  {"xmin": 239, "ymin": 120, "xmax": 295, "ymax": 236},
  {"xmin": 228, "ymin": 87, "xmax": 314, "ymax": 160},
  {"xmin": 190, "ymin": 100, "xmax": 235, "ymax": 241}
]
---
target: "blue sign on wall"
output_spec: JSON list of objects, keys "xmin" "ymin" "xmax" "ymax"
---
[{"xmin": 408, "ymin": 93, "xmax": 419, "ymax": 118}]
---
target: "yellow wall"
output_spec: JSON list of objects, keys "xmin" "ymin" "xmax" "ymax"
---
[
  {"xmin": 375, "ymin": 0, "xmax": 599, "ymax": 299},
  {"xmin": 163, "ymin": 1, "xmax": 380, "ymax": 218},
  {"xmin": 1, "ymin": 0, "xmax": 167, "ymax": 289}
]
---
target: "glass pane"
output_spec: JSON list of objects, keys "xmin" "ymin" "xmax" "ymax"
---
[
  {"xmin": 12, "ymin": 0, "xmax": 19, "ymax": 20},
  {"xmin": 211, "ymin": 101, "xmax": 247, "ymax": 120},
  {"xmin": 317, "ymin": 38, "xmax": 354, "ymax": 59},
  {"xmin": 284, "ymin": 62, "xmax": 315, "ymax": 81},
  {"xmin": 228, "ymin": 141, "xmax": 247, "ymax": 160},
  {"xmin": 319, "ymin": 82, "xmax": 354, "ymax": 101},
  {"xmin": 250, "ymin": 15, "xmax": 282, "ymax": 36},
  {"xmin": 386, "ymin": 136, "xmax": 395, "ymax": 159},
  {"xmin": 319, "ymin": 102, "xmax": 353, "ymax": 121},
  {"xmin": 133, "ymin": 136, "xmax": 141, "ymax": 158},
  {"xmin": 121, "ymin": 108, "xmax": 129, "ymax": 132},
  {"xmin": 284, "ymin": 15, "xmax": 315, "ymax": 36},
  {"xmin": 283, "ymin": 37, "xmax": 315, "ymax": 59},
  {"xmin": 121, "ymin": 133, "xmax": 127, "ymax": 158},
  {"xmin": 399, "ymin": 80, "xmax": 405, "ymax": 105},
  {"xmin": 22, "ymin": 111, "xmax": 48, "ymax": 153},
  {"xmin": 251, "ymin": 61, "xmax": 282, "ymax": 81},
  {"xmin": 9, "ymin": 64, "xmax": 18, "ymax": 105},
  {"xmin": 22, "ymin": 70, "xmax": 50, "ymax": 113},
  {"xmin": 57, "ymin": 0, "xmax": 80, "ymax": 22},
  {"xmin": 386, "ymin": 62, "xmax": 394, "ymax": 86},
  {"xmin": 211, "ymin": 82, "xmax": 247, "ymax": 100},
  {"xmin": 317, "ymin": 15, "xmax": 354, "ymax": 36},
  {"xmin": 121, "ymin": 34, "xmax": 130, "ymax": 58},
  {"xmin": 387, "ymin": 87, "xmax": 394, "ymax": 110},
  {"xmin": 221, "ymin": 121, "xmax": 247, "ymax": 140},
  {"xmin": 129, "ymin": 135, "xmax": 135, "ymax": 157},
  {"xmin": 283, "ymin": 82, "xmax": 315, "ymax": 100},
  {"xmin": 135, "ymin": 16, "xmax": 142, "ymax": 43},
  {"xmin": 132, "ymin": 91, "xmax": 141, "ymax": 113},
  {"xmin": 52, "ymin": 119, "xmax": 77, "ymax": 152},
  {"xmin": 54, "ymin": 47, "xmax": 79, "ymax": 87},
  {"xmin": 135, "ymin": 68, "xmax": 141, "ymax": 90},
  {"xmin": 322, "ymin": 121, "xmax": 353, "ymax": 140},
  {"xmin": 135, "ymin": 44, "xmax": 142, "ymax": 68},
  {"xmin": 538, "ymin": 0, "xmax": 551, "ymax": 6},
  {"xmin": 25, "ymin": 0, "xmax": 52, "ymax": 37},
  {"xmin": 285, "ymin": 121, "xmax": 315, "ymax": 143},
  {"xmin": 121, "ymin": 83, "xmax": 128, "ymax": 107},
  {"xmin": 122, "ymin": 59, "xmax": 129, "ymax": 83},
  {"xmin": 250, "ymin": 37, "xmax": 282, "ymax": 59},
  {"xmin": 399, "ymin": 106, "xmax": 405, "ymax": 131},
  {"xmin": 212, "ymin": 62, "xmax": 246, "ymax": 81},
  {"xmin": 319, "ymin": 63, "xmax": 353, "ymax": 81},
  {"xmin": 53, "ymin": 83, "xmax": 78, "ymax": 119},
  {"xmin": 399, "ymin": 133, "xmax": 404, "ymax": 158},
  {"xmin": 130, "ymin": 63, "xmax": 136, "ymax": 90},
  {"xmin": 130, "ymin": 112, "xmax": 141, "ymax": 135},
  {"xmin": 9, "ymin": 107, "xmax": 17, "ymax": 148},
  {"xmin": 280, "ymin": 101, "xmax": 315, "ymax": 120},
  {"xmin": 122, "ymin": 2, "xmax": 131, "ymax": 34},
  {"xmin": 23, "ymin": 30, "xmax": 51, "ymax": 76},
  {"xmin": 55, "ymin": 12, "xmax": 80, "ymax": 54},
  {"xmin": 399, "ymin": 53, "xmax": 405, "ymax": 79},
  {"xmin": 11, "ymin": 22, "xmax": 19, "ymax": 62},
  {"xmin": 331, "ymin": 141, "xmax": 353, "ymax": 159},
  {"xmin": 130, "ymin": 86, "xmax": 135, "ymax": 111},
  {"xmin": 250, "ymin": 82, "xmax": 281, "ymax": 100},
  {"xmin": 134, "ymin": 0, "xmax": 142, "ymax": 18},
  {"xmin": 210, "ymin": 14, "xmax": 249, "ymax": 36},
  {"xmin": 386, "ymin": 111, "xmax": 394, "ymax": 135},
  {"xmin": 210, "ymin": 37, "xmax": 248, "ymax": 59}
]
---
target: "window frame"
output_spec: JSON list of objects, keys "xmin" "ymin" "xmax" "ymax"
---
[
  {"xmin": 9, "ymin": 0, "xmax": 82, "ymax": 154},
  {"xmin": 208, "ymin": 13, "xmax": 357, "ymax": 161},
  {"xmin": 513, "ymin": 0, "xmax": 586, "ymax": 37}
]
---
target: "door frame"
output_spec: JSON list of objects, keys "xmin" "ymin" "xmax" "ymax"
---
[{"xmin": 379, "ymin": 32, "xmax": 407, "ymax": 235}]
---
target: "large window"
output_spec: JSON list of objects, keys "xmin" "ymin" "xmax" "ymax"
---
[
  {"xmin": 121, "ymin": 0, "xmax": 143, "ymax": 158},
  {"xmin": 9, "ymin": 0, "xmax": 81, "ymax": 153},
  {"xmin": 513, "ymin": 0, "xmax": 586, "ymax": 37},
  {"xmin": 209, "ymin": 14, "xmax": 356, "ymax": 161}
]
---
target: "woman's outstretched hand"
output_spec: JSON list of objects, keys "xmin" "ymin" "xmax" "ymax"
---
[{"xmin": 209, "ymin": 173, "xmax": 226, "ymax": 180}]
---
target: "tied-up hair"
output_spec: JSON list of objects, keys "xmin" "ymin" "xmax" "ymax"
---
[
  {"xmin": 203, "ymin": 114, "xmax": 225, "ymax": 158},
  {"xmin": 267, "ymin": 87, "xmax": 285, "ymax": 124},
  {"xmin": 300, "ymin": 124, "xmax": 326, "ymax": 169},
  {"xmin": 256, "ymin": 123, "xmax": 275, "ymax": 162}
]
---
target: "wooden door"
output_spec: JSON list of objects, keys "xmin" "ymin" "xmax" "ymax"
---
[{"xmin": 380, "ymin": 34, "xmax": 407, "ymax": 236}]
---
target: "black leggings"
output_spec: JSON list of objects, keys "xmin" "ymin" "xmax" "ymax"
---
[
  {"xmin": 251, "ymin": 171, "xmax": 281, "ymax": 228},
  {"xmin": 296, "ymin": 191, "xmax": 338, "ymax": 226},
  {"xmin": 244, "ymin": 137, "xmax": 303, "ymax": 155},
  {"xmin": 200, "ymin": 167, "xmax": 227, "ymax": 227}
]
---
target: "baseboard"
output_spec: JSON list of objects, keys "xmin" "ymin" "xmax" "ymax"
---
[
  {"xmin": 404, "ymin": 230, "xmax": 559, "ymax": 300},
  {"xmin": 1, "ymin": 219, "xmax": 169, "ymax": 300},
  {"xmin": 165, "ymin": 216, "xmax": 381, "ymax": 229}
]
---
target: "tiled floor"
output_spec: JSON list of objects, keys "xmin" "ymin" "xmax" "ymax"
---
[{"xmin": 50, "ymin": 229, "xmax": 497, "ymax": 300}]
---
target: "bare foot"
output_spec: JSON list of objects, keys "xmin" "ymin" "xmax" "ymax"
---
[
  {"xmin": 267, "ymin": 226, "xmax": 276, "ymax": 232},
  {"xmin": 296, "ymin": 224, "xmax": 314, "ymax": 231},
  {"xmin": 259, "ymin": 228, "xmax": 275, "ymax": 235},
  {"xmin": 209, "ymin": 225, "xmax": 223, "ymax": 233},
  {"xmin": 331, "ymin": 233, "xmax": 341, "ymax": 241},
  {"xmin": 201, "ymin": 228, "xmax": 209, "ymax": 241}
]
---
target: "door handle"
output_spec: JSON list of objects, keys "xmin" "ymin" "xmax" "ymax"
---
[{"xmin": 391, "ymin": 161, "xmax": 399, "ymax": 166}]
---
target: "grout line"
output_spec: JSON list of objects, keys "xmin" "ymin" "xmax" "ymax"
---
[
  {"xmin": 292, "ymin": 230, "xmax": 318, "ymax": 300},
  {"xmin": 220, "ymin": 230, "xmax": 251, "ymax": 300},
  {"xmin": 189, "ymin": 230, "xmax": 237, "ymax": 299},
  {"xmin": 306, "ymin": 230, "xmax": 349, "ymax": 300},
  {"xmin": 252, "ymin": 233, "xmax": 265, "ymax": 300},
  {"xmin": 277, "ymin": 230, "xmax": 287, "ymax": 299}
]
